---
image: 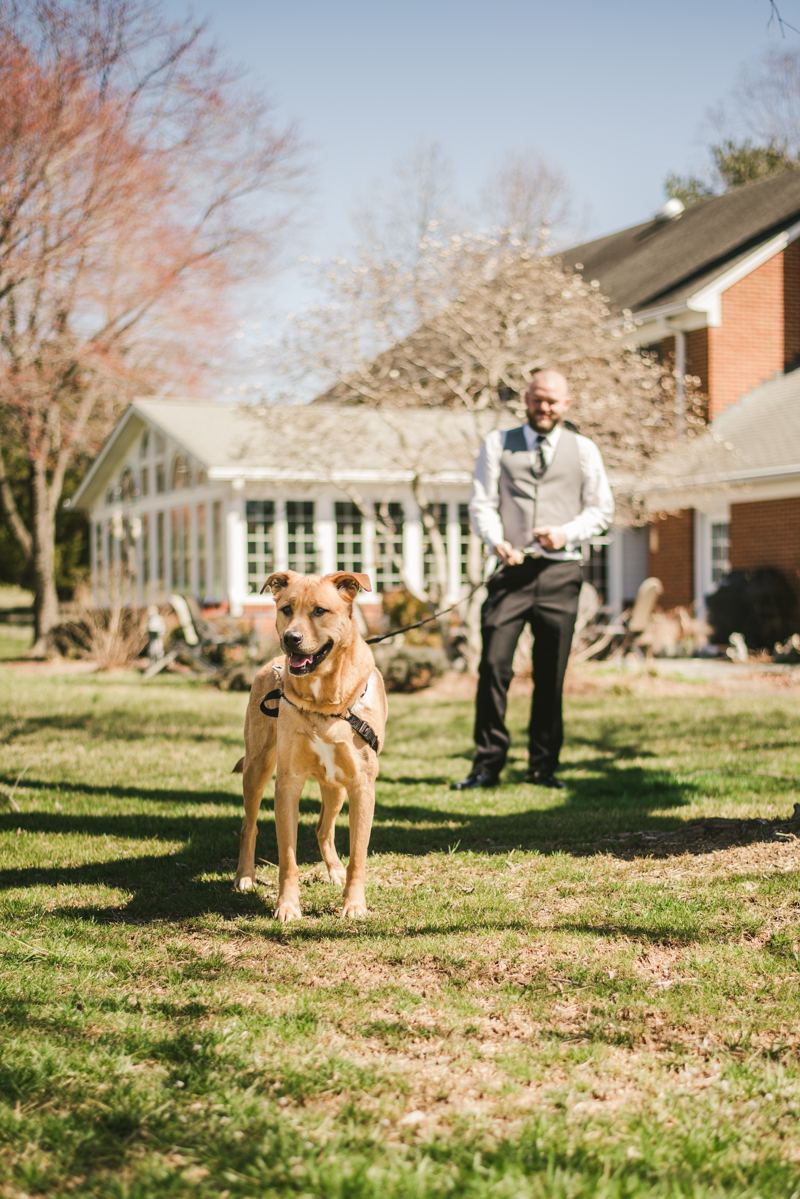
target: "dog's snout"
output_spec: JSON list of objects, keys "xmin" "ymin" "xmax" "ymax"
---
[{"xmin": 283, "ymin": 629, "xmax": 303, "ymax": 647}]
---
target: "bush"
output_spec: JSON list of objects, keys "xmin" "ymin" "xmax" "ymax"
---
[
  {"xmin": 373, "ymin": 643, "xmax": 447, "ymax": 692},
  {"xmin": 46, "ymin": 605, "xmax": 146, "ymax": 668}
]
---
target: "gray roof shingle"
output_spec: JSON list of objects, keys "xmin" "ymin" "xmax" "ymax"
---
[
  {"xmin": 559, "ymin": 170, "xmax": 800, "ymax": 315},
  {"xmin": 641, "ymin": 367, "xmax": 800, "ymax": 492}
]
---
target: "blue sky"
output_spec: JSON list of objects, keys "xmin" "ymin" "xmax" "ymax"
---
[{"xmin": 162, "ymin": 0, "xmax": 800, "ymax": 372}]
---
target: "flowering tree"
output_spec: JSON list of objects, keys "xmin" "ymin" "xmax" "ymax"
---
[
  {"xmin": 275, "ymin": 229, "xmax": 699, "ymax": 666},
  {"xmin": 0, "ymin": 0, "xmax": 303, "ymax": 650}
]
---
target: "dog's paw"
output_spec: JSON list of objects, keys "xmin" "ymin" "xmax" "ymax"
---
[
  {"xmin": 234, "ymin": 874, "xmax": 254, "ymax": 893},
  {"xmin": 327, "ymin": 865, "xmax": 347, "ymax": 887},
  {"xmin": 341, "ymin": 899, "xmax": 367, "ymax": 919},
  {"xmin": 275, "ymin": 900, "xmax": 302, "ymax": 923}
]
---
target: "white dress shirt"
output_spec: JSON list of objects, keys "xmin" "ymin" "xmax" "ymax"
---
[{"xmin": 469, "ymin": 423, "xmax": 615, "ymax": 561}]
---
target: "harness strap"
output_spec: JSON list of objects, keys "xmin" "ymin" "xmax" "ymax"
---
[
  {"xmin": 258, "ymin": 683, "xmax": 379, "ymax": 753},
  {"xmin": 259, "ymin": 689, "xmax": 282, "ymax": 718}
]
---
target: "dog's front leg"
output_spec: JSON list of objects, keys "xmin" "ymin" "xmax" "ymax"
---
[
  {"xmin": 235, "ymin": 749, "xmax": 277, "ymax": 893},
  {"xmin": 317, "ymin": 784, "xmax": 348, "ymax": 886},
  {"xmin": 341, "ymin": 776, "xmax": 376, "ymax": 919},
  {"xmin": 274, "ymin": 771, "xmax": 306, "ymax": 922}
]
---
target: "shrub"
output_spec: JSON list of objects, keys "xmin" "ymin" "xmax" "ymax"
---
[{"xmin": 373, "ymin": 643, "xmax": 447, "ymax": 692}]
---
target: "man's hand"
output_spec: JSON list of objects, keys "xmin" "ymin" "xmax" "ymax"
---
[
  {"xmin": 532, "ymin": 526, "xmax": 568, "ymax": 551},
  {"xmin": 492, "ymin": 540, "xmax": 525, "ymax": 566}
]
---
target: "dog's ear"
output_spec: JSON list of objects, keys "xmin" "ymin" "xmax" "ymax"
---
[
  {"xmin": 262, "ymin": 571, "xmax": 297, "ymax": 598},
  {"xmin": 326, "ymin": 571, "xmax": 372, "ymax": 599}
]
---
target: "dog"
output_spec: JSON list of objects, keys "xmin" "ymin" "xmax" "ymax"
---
[{"xmin": 233, "ymin": 570, "xmax": 387, "ymax": 922}]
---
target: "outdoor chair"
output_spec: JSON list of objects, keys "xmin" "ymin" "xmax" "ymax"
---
[
  {"xmin": 142, "ymin": 594, "xmax": 245, "ymax": 680},
  {"xmin": 572, "ymin": 576, "xmax": 664, "ymax": 662}
]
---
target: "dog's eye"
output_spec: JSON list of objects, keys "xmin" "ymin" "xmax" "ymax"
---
[
  {"xmin": 312, "ymin": 606, "xmax": 328, "ymax": 617},
  {"xmin": 281, "ymin": 604, "xmax": 292, "ymax": 616}
]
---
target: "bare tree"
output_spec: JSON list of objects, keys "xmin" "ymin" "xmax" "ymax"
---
[
  {"xmin": 0, "ymin": 0, "xmax": 304, "ymax": 650},
  {"xmin": 478, "ymin": 147, "xmax": 573, "ymax": 247}
]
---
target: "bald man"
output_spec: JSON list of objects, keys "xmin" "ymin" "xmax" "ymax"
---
[{"xmin": 452, "ymin": 370, "xmax": 614, "ymax": 791}]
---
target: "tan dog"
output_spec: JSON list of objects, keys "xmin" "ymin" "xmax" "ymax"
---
[{"xmin": 233, "ymin": 570, "xmax": 387, "ymax": 922}]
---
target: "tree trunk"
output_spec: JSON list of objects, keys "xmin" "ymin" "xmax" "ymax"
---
[{"xmin": 29, "ymin": 466, "xmax": 60, "ymax": 655}]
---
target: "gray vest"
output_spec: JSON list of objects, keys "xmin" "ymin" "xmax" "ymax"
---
[{"xmin": 498, "ymin": 426, "xmax": 583, "ymax": 550}]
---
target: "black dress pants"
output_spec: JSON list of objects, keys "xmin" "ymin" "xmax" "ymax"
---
[{"xmin": 473, "ymin": 558, "xmax": 583, "ymax": 776}]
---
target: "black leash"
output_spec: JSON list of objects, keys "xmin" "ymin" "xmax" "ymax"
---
[
  {"xmin": 258, "ymin": 573, "xmax": 494, "ymax": 750},
  {"xmin": 364, "ymin": 577, "xmax": 489, "ymax": 646}
]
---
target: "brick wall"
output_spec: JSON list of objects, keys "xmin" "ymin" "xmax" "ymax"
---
[
  {"xmin": 784, "ymin": 238, "xmax": 800, "ymax": 370},
  {"xmin": 730, "ymin": 497, "xmax": 800, "ymax": 603},
  {"xmin": 647, "ymin": 509, "xmax": 694, "ymax": 609},
  {"xmin": 707, "ymin": 253, "xmax": 785, "ymax": 418}
]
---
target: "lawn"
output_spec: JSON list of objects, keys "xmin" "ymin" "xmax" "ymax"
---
[{"xmin": 1, "ymin": 664, "xmax": 800, "ymax": 1198}]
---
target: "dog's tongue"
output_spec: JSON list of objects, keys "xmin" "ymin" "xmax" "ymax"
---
[{"xmin": 289, "ymin": 653, "xmax": 313, "ymax": 668}]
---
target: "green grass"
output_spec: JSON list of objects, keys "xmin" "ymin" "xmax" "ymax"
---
[{"xmin": 1, "ymin": 666, "xmax": 800, "ymax": 1197}]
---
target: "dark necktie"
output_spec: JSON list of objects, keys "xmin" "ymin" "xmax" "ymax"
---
[{"xmin": 532, "ymin": 435, "xmax": 547, "ymax": 480}]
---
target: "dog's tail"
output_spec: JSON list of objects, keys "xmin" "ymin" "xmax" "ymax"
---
[{"xmin": 232, "ymin": 757, "xmax": 245, "ymax": 774}]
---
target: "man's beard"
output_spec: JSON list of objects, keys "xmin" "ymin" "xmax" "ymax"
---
[{"xmin": 528, "ymin": 415, "xmax": 558, "ymax": 432}]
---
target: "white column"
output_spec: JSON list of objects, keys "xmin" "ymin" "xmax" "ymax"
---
[
  {"xmin": 227, "ymin": 498, "xmax": 247, "ymax": 616},
  {"xmin": 403, "ymin": 496, "xmax": 423, "ymax": 595},
  {"xmin": 274, "ymin": 497, "xmax": 288, "ymax": 571},
  {"xmin": 446, "ymin": 502, "xmax": 462, "ymax": 602},
  {"xmin": 607, "ymin": 527, "xmax": 624, "ymax": 615},
  {"xmin": 316, "ymin": 493, "xmax": 335, "ymax": 574}
]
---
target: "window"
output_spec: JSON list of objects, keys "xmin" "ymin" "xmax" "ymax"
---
[
  {"xmin": 374, "ymin": 502, "xmax": 404, "ymax": 592},
  {"xmin": 197, "ymin": 504, "xmax": 207, "ymax": 598},
  {"xmin": 246, "ymin": 500, "xmax": 275, "ymax": 594},
  {"xmin": 213, "ymin": 501, "xmax": 223, "ymax": 597},
  {"xmin": 711, "ymin": 521, "xmax": 730, "ymax": 584},
  {"xmin": 140, "ymin": 430, "xmax": 150, "ymax": 459},
  {"xmin": 582, "ymin": 539, "xmax": 608, "ymax": 603},
  {"xmin": 94, "ymin": 522, "xmax": 104, "ymax": 596},
  {"xmin": 155, "ymin": 431, "xmax": 165, "ymax": 455},
  {"xmin": 287, "ymin": 501, "xmax": 317, "ymax": 574},
  {"xmin": 141, "ymin": 513, "xmax": 150, "ymax": 594},
  {"xmin": 183, "ymin": 505, "xmax": 192, "ymax": 593},
  {"xmin": 172, "ymin": 454, "xmax": 191, "ymax": 490},
  {"xmin": 171, "ymin": 509, "xmax": 182, "ymax": 591},
  {"xmin": 156, "ymin": 512, "xmax": 165, "ymax": 593},
  {"xmin": 155, "ymin": 461, "xmax": 165, "ymax": 494},
  {"xmin": 335, "ymin": 501, "xmax": 363, "ymax": 573},
  {"xmin": 140, "ymin": 465, "xmax": 150, "ymax": 497},
  {"xmin": 423, "ymin": 503, "xmax": 448, "ymax": 592},
  {"xmin": 458, "ymin": 503, "xmax": 471, "ymax": 583},
  {"xmin": 120, "ymin": 467, "xmax": 137, "ymax": 502}
]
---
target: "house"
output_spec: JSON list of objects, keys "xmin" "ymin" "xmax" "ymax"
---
[
  {"xmin": 71, "ymin": 397, "xmax": 637, "ymax": 627},
  {"xmin": 635, "ymin": 368, "xmax": 800, "ymax": 620},
  {"xmin": 561, "ymin": 170, "xmax": 800, "ymax": 613},
  {"xmin": 72, "ymin": 399, "xmax": 486, "ymax": 630}
]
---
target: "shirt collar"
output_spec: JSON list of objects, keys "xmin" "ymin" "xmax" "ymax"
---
[{"xmin": 523, "ymin": 423, "xmax": 562, "ymax": 450}]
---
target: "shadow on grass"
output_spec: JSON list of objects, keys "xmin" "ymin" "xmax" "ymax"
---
[{"xmin": 2, "ymin": 750, "xmax": 798, "ymax": 930}]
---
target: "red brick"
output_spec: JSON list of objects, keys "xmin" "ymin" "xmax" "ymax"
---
[
  {"xmin": 730, "ymin": 498, "xmax": 800, "ymax": 604},
  {"xmin": 647, "ymin": 509, "xmax": 694, "ymax": 609}
]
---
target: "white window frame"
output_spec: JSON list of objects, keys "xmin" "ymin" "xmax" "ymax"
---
[{"xmin": 694, "ymin": 508, "xmax": 731, "ymax": 618}]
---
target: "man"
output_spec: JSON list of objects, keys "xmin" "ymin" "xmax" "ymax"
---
[{"xmin": 452, "ymin": 369, "xmax": 613, "ymax": 791}]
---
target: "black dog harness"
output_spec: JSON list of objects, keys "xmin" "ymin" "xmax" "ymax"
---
[{"xmin": 259, "ymin": 671, "xmax": 380, "ymax": 754}]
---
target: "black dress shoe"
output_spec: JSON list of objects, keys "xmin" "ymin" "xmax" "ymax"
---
[
  {"xmin": 525, "ymin": 771, "xmax": 566, "ymax": 789},
  {"xmin": 450, "ymin": 770, "xmax": 500, "ymax": 791}
]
